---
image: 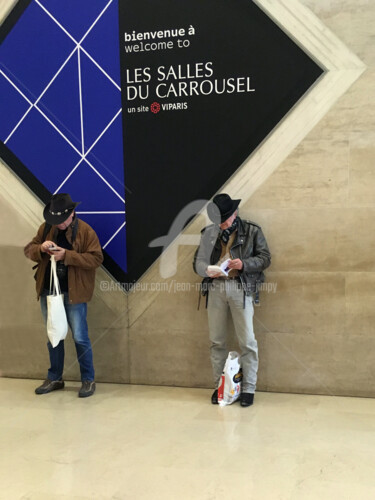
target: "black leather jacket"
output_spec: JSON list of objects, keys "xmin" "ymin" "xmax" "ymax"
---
[{"xmin": 193, "ymin": 217, "xmax": 271, "ymax": 297}]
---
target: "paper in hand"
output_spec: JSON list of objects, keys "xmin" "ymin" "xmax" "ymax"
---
[{"xmin": 207, "ymin": 258, "xmax": 231, "ymax": 277}]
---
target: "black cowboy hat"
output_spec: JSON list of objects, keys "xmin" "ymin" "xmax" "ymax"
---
[
  {"xmin": 43, "ymin": 193, "xmax": 80, "ymax": 225},
  {"xmin": 207, "ymin": 193, "xmax": 241, "ymax": 224}
]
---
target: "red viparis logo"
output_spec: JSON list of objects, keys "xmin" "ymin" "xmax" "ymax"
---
[{"xmin": 150, "ymin": 102, "xmax": 161, "ymax": 114}]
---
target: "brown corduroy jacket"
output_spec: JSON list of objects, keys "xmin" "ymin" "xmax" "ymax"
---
[{"xmin": 24, "ymin": 218, "xmax": 103, "ymax": 304}]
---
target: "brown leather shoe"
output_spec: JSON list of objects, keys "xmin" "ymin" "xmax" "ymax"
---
[
  {"xmin": 79, "ymin": 381, "xmax": 96, "ymax": 398},
  {"xmin": 35, "ymin": 379, "xmax": 64, "ymax": 395}
]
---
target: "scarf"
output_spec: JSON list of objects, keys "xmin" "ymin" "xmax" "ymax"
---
[{"xmin": 220, "ymin": 217, "xmax": 238, "ymax": 244}]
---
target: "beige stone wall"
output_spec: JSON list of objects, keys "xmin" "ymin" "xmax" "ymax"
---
[
  {"xmin": 1, "ymin": 0, "xmax": 375, "ymax": 397},
  {"xmin": 246, "ymin": 0, "xmax": 375, "ymax": 396}
]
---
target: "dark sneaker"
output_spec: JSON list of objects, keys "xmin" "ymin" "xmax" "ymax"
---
[
  {"xmin": 211, "ymin": 389, "xmax": 219, "ymax": 405},
  {"xmin": 241, "ymin": 392, "xmax": 254, "ymax": 407},
  {"xmin": 35, "ymin": 379, "xmax": 64, "ymax": 395},
  {"xmin": 79, "ymin": 381, "xmax": 96, "ymax": 398}
]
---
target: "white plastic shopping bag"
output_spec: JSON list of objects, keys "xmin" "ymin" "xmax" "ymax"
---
[
  {"xmin": 217, "ymin": 351, "xmax": 242, "ymax": 406},
  {"xmin": 46, "ymin": 255, "xmax": 68, "ymax": 348}
]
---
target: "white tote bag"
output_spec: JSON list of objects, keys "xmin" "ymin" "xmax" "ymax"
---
[
  {"xmin": 47, "ymin": 255, "xmax": 68, "ymax": 348},
  {"xmin": 217, "ymin": 351, "xmax": 242, "ymax": 406}
]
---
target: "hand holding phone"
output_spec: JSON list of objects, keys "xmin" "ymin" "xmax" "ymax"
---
[{"xmin": 41, "ymin": 240, "xmax": 55, "ymax": 253}]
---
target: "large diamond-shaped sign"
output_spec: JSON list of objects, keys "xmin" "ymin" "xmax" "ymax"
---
[{"xmin": 0, "ymin": 0, "xmax": 322, "ymax": 285}]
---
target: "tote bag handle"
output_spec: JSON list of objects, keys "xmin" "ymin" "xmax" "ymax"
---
[{"xmin": 49, "ymin": 255, "xmax": 62, "ymax": 296}]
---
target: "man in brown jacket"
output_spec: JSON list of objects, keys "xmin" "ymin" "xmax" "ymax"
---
[{"xmin": 24, "ymin": 193, "xmax": 103, "ymax": 398}]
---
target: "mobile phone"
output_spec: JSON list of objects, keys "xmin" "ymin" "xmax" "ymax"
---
[{"xmin": 49, "ymin": 246, "xmax": 58, "ymax": 251}]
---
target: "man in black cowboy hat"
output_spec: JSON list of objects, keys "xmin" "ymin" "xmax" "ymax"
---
[
  {"xmin": 24, "ymin": 193, "xmax": 103, "ymax": 398},
  {"xmin": 193, "ymin": 193, "xmax": 271, "ymax": 407}
]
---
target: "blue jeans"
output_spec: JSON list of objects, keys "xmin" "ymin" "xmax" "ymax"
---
[{"xmin": 40, "ymin": 291, "xmax": 95, "ymax": 382}]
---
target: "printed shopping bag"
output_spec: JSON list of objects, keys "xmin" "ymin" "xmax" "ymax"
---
[
  {"xmin": 217, "ymin": 351, "xmax": 242, "ymax": 406},
  {"xmin": 46, "ymin": 255, "xmax": 68, "ymax": 348}
]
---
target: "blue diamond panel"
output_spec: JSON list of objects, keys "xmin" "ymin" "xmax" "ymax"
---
[
  {"xmin": 0, "ymin": 0, "xmax": 127, "ymax": 276},
  {"xmin": 80, "ymin": 50, "xmax": 121, "ymax": 152},
  {"xmin": 0, "ymin": 75, "xmax": 30, "ymax": 141},
  {"xmin": 0, "ymin": 1, "xmax": 75, "ymax": 101},
  {"xmin": 81, "ymin": 0, "xmax": 122, "ymax": 87},
  {"xmin": 77, "ymin": 213, "xmax": 127, "ymax": 271},
  {"xmin": 38, "ymin": 0, "xmax": 110, "ymax": 42},
  {"xmin": 86, "ymin": 115, "xmax": 125, "ymax": 195},
  {"xmin": 38, "ymin": 51, "xmax": 82, "ymax": 152},
  {"xmin": 6, "ymin": 107, "xmax": 82, "ymax": 192},
  {"xmin": 60, "ymin": 160, "xmax": 125, "ymax": 212}
]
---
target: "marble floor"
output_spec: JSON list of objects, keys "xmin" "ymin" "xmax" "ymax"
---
[{"xmin": 1, "ymin": 378, "xmax": 375, "ymax": 500}]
